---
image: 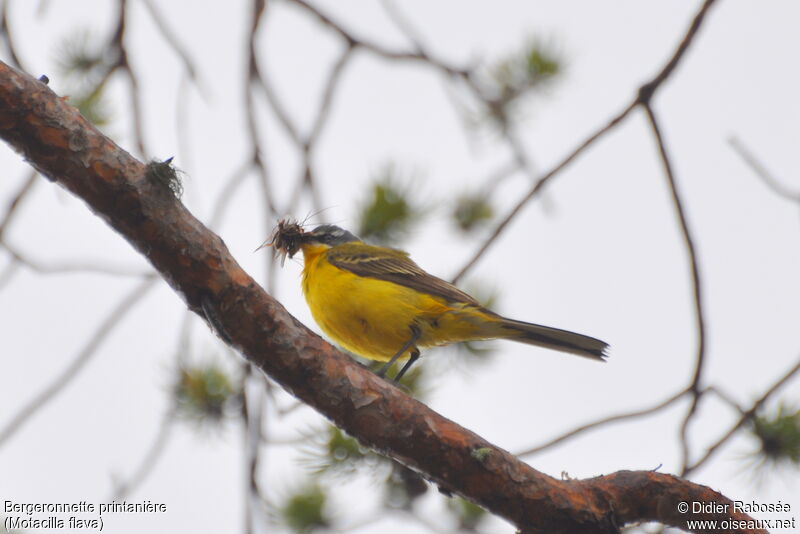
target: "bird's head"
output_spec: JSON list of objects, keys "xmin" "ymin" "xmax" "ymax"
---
[{"xmin": 301, "ymin": 225, "xmax": 360, "ymax": 248}]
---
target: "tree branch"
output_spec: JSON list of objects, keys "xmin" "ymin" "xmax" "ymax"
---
[
  {"xmin": 0, "ymin": 61, "xmax": 765, "ymax": 534},
  {"xmin": 454, "ymin": 0, "xmax": 720, "ymax": 283}
]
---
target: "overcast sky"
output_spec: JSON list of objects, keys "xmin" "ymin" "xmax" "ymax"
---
[{"xmin": 1, "ymin": 1, "xmax": 799, "ymax": 533}]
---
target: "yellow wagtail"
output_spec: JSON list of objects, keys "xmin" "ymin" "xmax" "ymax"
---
[{"xmin": 264, "ymin": 220, "xmax": 608, "ymax": 381}]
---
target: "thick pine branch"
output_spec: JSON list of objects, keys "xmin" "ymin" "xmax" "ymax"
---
[{"xmin": 0, "ymin": 62, "xmax": 765, "ymax": 534}]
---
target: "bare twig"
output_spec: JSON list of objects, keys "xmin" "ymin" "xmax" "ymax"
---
[
  {"xmin": 241, "ymin": 365, "xmax": 255, "ymax": 534},
  {"xmin": 208, "ymin": 161, "xmax": 255, "ymax": 229},
  {"xmin": 642, "ymin": 103, "xmax": 707, "ymax": 474},
  {"xmin": 379, "ymin": 0, "xmax": 428, "ymax": 54},
  {"xmin": 121, "ymin": 55, "xmax": 148, "ymax": 157},
  {"xmin": 0, "ymin": 276, "xmax": 158, "ymax": 447},
  {"xmin": 518, "ymin": 389, "xmax": 688, "ymax": 457},
  {"xmin": 729, "ymin": 136, "xmax": 800, "ymax": 202},
  {"xmin": 288, "ymin": 0, "xmax": 466, "ymax": 76},
  {"xmin": 0, "ymin": 256, "xmax": 20, "ymax": 290},
  {"xmin": 451, "ymin": 100, "xmax": 636, "ymax": 284},
  {"xmin": 247, "ymin": 0, "xmax": 278, "ymax": 220},
  {"xmin": 139, "ymin": 0, "xmax": 203, "ymax": 88},
  {"xmin": 0, "ymin": 169, "xmax": 37, "ymax": 241},
  {"xmin": 0, "ymin": 0, "xmax": 26, "ymax": 71},
  {"xmin": 112, "ymin": 310, "xmax": 211, "ymax": 499},
  {"xmin": 684, "ymin": 356, "xmax": 800, "ymax": 476},
  {"xmin": 306, "ymin": 47, "xmax": 354, "ymax": 148},
  {"xmin": 637, "ymin": 0, "xmax": 720, "ymax": 103},
  {"xmin": 703, "ymin": 385, "xmax": 745, "ymax": 415},
  {"xmin": 241, "ymin": 364, "xmax": 268, "ymax": 534},
  {"xmin": 112, "ymin": 404, "xmax": 177, "ymax": 499},
  {"xmin": 175, "ymin": 74, "xmax": 194, "ymax": 174},
  {"xmin": 286, "ymin": 47, "xmax": 355, "ymax": 215},
  {"xmin": 109, "ymin": 0, "xmax": 148, "ymax": 157},
  {"xmin": 252, "ymin": 63, "xmax": 302, "ymax": 147},
  {"xmin": 1, "ymin": 240, "xmax": 153, "ymax": 277},
  {"xmin": 476, "ymin": 159, "xmax": 522, "ymax": 197},
  {"xmin": 250, "ymin": 0, "xmax": 300, "ymax": 147},
  {"xmin": 454, "ymin": 0, "xmax": 720, "ymax": 283}
]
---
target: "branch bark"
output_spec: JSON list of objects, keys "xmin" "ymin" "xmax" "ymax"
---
[{"xmin": 0, "ymin": 61, "xmax": 766, "ymax": 534}]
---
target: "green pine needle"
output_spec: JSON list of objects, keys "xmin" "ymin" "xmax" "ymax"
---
[
  {"xmin": 750, "ymin": 402, "xmax": 800, "ymax": 468},
  {"xmin": 55, "ymin": 30, "xmax": 109, "ymax": 80},
  {"xmin": 447, "ymin": 497, "xmax": 488, "ymax": 531},
  {"xmin": 453, "ymin": 194, "xmax": 494, "ymax": 233},
  {"xmin": 357, "ymin": 165, "xmax": 424, "ymax": 246},
  {"xmin": 72, "ymin": 88, "xmax": 113, "ymax": 127},
  {"xmin": 478, "ymin": 38, "xmax": 562, "ymax": 127},
  {"xmin": 280, "ymin": 484, "xmax": 330, "ymax": 534},
  {"xmin": 174, "ymin": 363, "xmax": 240, "ymax": 424}
]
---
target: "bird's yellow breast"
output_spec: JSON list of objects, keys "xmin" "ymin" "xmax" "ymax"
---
[{"xmin": 300, "ymin": 243, "xmax": 488, "ymax": 362}]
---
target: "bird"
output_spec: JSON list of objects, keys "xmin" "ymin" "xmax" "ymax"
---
[{"xmin": 263, "ymin": 220, "xmax": 608, "ymax": 382}]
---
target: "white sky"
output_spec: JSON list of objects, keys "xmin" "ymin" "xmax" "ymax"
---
[{"xmin": 1, "ymin": 1, "xmax": 799, "ymax": 533}]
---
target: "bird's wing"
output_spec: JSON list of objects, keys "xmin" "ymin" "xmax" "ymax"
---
[{"xmin": 327, "ymin": 243, "xmax": 479, "ymax": 305}]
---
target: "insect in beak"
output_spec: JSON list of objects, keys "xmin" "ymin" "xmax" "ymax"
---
[{"xmin": 256, "ymin": 219, "xmax": 306, "ymax": 267}]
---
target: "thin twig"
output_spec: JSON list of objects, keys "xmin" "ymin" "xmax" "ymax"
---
[
  {"xmin": 477, "ymin": 159, "xmax": 522, "ymax": 198},
  {"xmin": 0, "ymin": 256, "xmax": 19, "ymax": 290},
  {"xmin": 122, "ymin": 55, "xmax": 148, "ymax": 157},
  {"xmin": 250, "ymin": 0, "xmax": 300, "ymax": 146},
  {"xmin": 286, "ymin": 47, "xmax": 354, "ymax": 216},
  {"xmin": 253, "ymin": 68, "xmax": 302, "ymax": 146},
  {"xmin": 451, "ymin": 100, "xmax": 636, "ymax": 284},
  {"xmin": 109, "ymin": 0, "xmax": 147, "ymax": 157},
  {"xmin": 288, "ymin": 0, "xmax": 466, "ymax": 76},
  {"xmin": 246, "ymin": 0, "xmax": 278, "ymax": 221},
  {"xmin": 1, "ymin": 240, "xmax": 152, "ymax": 277},
  {"xmin": 454, "ymin": 0, "xmax": 720, "ymax": 283},
  {"xmin": 139, "ymin": 0, "xmax": 203, "ymax": 89},
  {"xmin": 242, "ymin": 364, "xmax": 269, "ymax": 534},
  {"xmin": 174, "ymin": 75, "xmax": 195, "ymax": 178},
  {"xmin": 0, "ymin": 276, "xmax": 158, "ymax": 447},
  {"xmin": 306, "ymin": 47, "xmax": 354, "ymax": 148},
  {"xmin": 503, "ymin": 122, "xmax": 539, "ymax": 183},
  {"xmin": 379, "ymin": 0, "xmax": 427, "ymax": 55},
  {"xmin": 208, "ymin": 161, "xmax": 254, "ymax": 230},
  {"xmin": 112, "ymin": 404, "xmax": 177, "ymax": 499},
  {"xmin": 241, "ymin": 365, "xmax": 255, "ymax": 534},
  {"xmin": 0, "ymin": 169, "xmax": 37, "ymax": 241},
  {"xmin": 642, "ymin": 103, "xmax": 707, "ymax": 474},
  {"xmin": 637, "ymin": 0, "xmax": 720, "ymax": 103},
  {"xmin": 517, "ymin": 389, "xmax": 688, "ymax": 457},
  {"xmin": 729, "ymin": 136, "xmax": 800, "ymax": 202},
  {"xmin": 684, "ymin": 356, "xmax": 800, "ymax": 476},
  {"xmin": 703, "ymin": 385, "xmax": 745, "ymax": 415},
  {"xmin": 0, "ymin": 0, "xmax": 26, "ymax": 71}
]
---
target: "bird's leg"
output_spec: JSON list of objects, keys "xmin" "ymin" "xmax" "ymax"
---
[
  {"xmin": 377, "ymin": 325, "xmax": 421, "ymax": 379},
  {"xmin": 393, "ymin": 348, "xmax": 420, "ymax": 383}
]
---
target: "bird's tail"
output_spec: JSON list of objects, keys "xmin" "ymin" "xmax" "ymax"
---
[{"xmin": 495, "ymin": 316, "xmax": 608, "ymax": 361}]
